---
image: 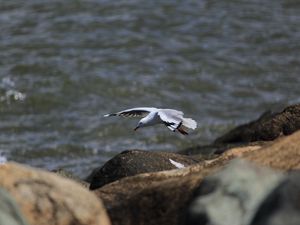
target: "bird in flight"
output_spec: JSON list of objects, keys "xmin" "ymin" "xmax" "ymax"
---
[{"xmin": 104, "ymin": 107, "xmax": 197, "ymax": 135}]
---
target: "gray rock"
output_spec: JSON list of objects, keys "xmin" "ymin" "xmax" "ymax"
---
[
  {"xmin": 87, "ymin": 149, "xmax": 199, "ymax": 190},
  {"xmin": 186, "ymin": 159, "xmax": 284, "ymax": 225},
  {"xmin": 0, "ymin": 188, "xmax": 29, "ymax": 225},
  {"xmin": 249, "ymin": 171, "xmax": 300, "ymax": 225}
]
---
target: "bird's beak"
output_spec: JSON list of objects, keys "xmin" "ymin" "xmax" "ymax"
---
[{"xmin": 134, "ymin": 126, "xmax": 139, "ymax": 131}]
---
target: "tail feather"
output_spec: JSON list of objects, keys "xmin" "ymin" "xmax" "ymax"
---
[{"xmin": 182, "ymin": 118, "xmax": 197, "ymax": 130}]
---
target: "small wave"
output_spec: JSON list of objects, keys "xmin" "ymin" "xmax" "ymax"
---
[
  {"xmin": 0, "ymin": 77, "xmax": 15, "ymax": 88},
  {"xmin": 0, "ymin": 77, "xmax": 26, "ymax": 103}
]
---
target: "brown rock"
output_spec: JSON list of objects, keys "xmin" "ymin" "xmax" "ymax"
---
[
  {"xmin": 244, "ymin": 131, "xmax": 300, "ymax": 170},
  {"xmin": 0, "ymin": 162, "xmax": 111, "ymax": 225},
  {"xmin": 94, "ymin": 131, "xmax": 300, "ymax": 225},
  {"xmin": 94, "ymin": 163, "xmax": 210, "ymax": 225},
  {"xmin": 178, "ymin": 141, "xmax": 267, "ymax": 155}
]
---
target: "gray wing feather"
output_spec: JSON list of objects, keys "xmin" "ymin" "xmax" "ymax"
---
[{"xmin": 104, "ymin": 107, "xmax": 156, "ymax": 118}]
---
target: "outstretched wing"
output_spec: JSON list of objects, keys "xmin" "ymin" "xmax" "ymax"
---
[
  {"xmin": 104, "ymin": 107, "xmax": 156, "ymax": 118},
  {"xmin": 157, "ymin": 109, "xmax": 183, "ymax": 129},
  {"xmin": 158, "ymin": 109, "xmax": 194, "ymax": 135}
]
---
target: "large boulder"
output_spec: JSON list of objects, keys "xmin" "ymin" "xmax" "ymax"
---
[
  {"xmin": 250, "ymin": 171, "xmax": 300, "ymax": 225},
  {"xmin": 94, "ymin": 162, "xmax": 211, "ymax": 225},
  {"xmin": 0, "ymin": 162, "xmax": 111, "ymax": 225},
  {"xmin": 94, "ymin": 131, "xmax": 300, "ymax": 225},
  {"xmin": 186, "ymin": 159, "xmax": 285, "ymax": 225},
  {"xmin": 214, "ymin": 104, "xmax": 300, "ymax": 144},
  {"xmin": 88, "ymin": 149, "xmax": 200, "ymax": 190},
  {"xmin": 92, "ymin": 146, "xmax": 259, "ymax": 225}
]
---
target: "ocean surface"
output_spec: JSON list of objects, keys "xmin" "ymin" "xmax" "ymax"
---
[{"xmin": 0, "ymin": 0, "xmax": 299, "ymax": 177}]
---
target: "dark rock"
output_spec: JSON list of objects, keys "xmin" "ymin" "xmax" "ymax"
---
[
  {"xmin": 0, "ymin": 188, "xmax": 29, "ymax": 225},
  {"xmin": 214, "ymin": 104, "xmax": 300, "ymax": 144},
  {"xmin": 250, "ymin": 171, "xmax": 300, "ymax": 225},
  {"xmin": 88, "ymin": 149, "xmax": 199, "ymax": 190}
]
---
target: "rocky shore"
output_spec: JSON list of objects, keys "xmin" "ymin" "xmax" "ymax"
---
[{"xmin": 0, "ymin": 104, "xmax": 300, "ymax": 225}]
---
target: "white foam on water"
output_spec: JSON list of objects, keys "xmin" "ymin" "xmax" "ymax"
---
[{"xmin": 0, "ymin": 77, "xmax": 26, "ymax": 103}]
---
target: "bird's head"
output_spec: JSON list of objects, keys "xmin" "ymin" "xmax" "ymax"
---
[{"xmin": 134, "ymin": 118, "xmax": 147, "ymax": 131}]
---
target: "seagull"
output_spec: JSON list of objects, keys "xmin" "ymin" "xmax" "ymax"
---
[{"xmin": 104, "ymin": 107, "xmax": 197, "ymax": 135}]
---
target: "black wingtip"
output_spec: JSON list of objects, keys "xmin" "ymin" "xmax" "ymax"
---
[{"xmin": 104, "ymin": 113, "xmax": 117, "ymax": 117}]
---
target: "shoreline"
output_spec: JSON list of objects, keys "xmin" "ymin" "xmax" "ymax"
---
[{"xmin": 0, "ymin": 103, "xmax": 300, "ymax": 225}]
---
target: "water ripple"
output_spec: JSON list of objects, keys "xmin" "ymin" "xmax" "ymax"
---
[{"xmin": 0, "ymin": 0, "xmax": 299, "ymax": 177}]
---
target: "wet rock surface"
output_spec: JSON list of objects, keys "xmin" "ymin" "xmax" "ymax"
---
[
  {"xmin": 0, "ymin": 162, "xmax": 111, "ymax": 225},
  {"xmin": 88, "ymin": 149, "xmax": 200, "ymax": 190}
]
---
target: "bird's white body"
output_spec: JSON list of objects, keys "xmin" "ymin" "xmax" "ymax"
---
[{"xmin": 104, "ymin": 107, "xmax": 197, "ymax": 135}]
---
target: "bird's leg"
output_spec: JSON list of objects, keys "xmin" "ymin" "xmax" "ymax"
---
[{"xmin": 176, "ymin": 122, "xmax": 188, "ymax": 135}]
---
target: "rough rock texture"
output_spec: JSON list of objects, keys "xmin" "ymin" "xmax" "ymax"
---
[
  {"xmin": 88, "ymin": 149, "xmax": 200, "ymax": 190},
  {"xmin": 186, "ymin": 159, "xmax": 284, "ymax": 225},
  {"xmin": 0, "ymin": 162, "xmax": 111, "ymax": 225},
  {"xmin": 243, "ymin": 133, "xmax": 300, "ymax": 170},
  {"xmin": 178, "ymin": 141, "xmax": 267, "ymax": 156},
  {"xmin": 94, "ymin": 163, "xmax": 211, "ymax": 225},
  {"xmin": 0, "ymin": 188, "xmax": 29, "ymax": 225},
  {"xmin": 215, "ymin": 104, "xmax": 300, "ymax": 144},
  {"xmin": 94, "ymin": 131, "xmax": 300, "ymax": 225},
  {"xmin": 250, "ymin": 171, "xmax": 300, "ymax": 225}
]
